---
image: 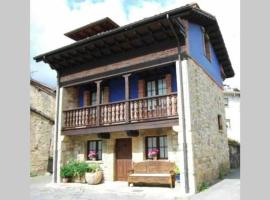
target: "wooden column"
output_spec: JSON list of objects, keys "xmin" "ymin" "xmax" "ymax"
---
[
  {"xmin": 123, "ymin": 74, "xmax": 131, "ymax": 122},
  {"xmin": 95, "ymin": 80, "xmax": 102, "ymax": 126}
]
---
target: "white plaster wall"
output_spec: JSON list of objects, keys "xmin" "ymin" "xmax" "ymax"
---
[{"xmin": 224, "ymin": 93, "xmax": 240, "ymax": 142}]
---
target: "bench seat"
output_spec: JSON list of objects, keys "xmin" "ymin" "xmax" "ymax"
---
[{"xmin": 127, "ymin": 161, "xmax": 176, "ymax": 188}]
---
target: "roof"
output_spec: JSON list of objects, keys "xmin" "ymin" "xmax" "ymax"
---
[
  {"xmin": 64, "ymin": 17, "xmax": 119, "ymax": 41},
  {"xmin": 34, "ymin": 3, "xmax": 234, "ymax": 78},
  {"xmin": 30, "ymin": 79, "xmax": 56, "ymax": 96}
]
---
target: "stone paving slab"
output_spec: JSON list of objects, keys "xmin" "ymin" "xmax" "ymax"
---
[{"xmin": 30, "ymin": 169, "xmax": 239, "ymax": 200}]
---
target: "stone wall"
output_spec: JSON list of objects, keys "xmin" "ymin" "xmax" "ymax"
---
[
  {"xmin": 187, "ymin": 58, "xmax": 230, "ymax": 190},
  {"xmin": 59, "ymin": 128, "xmax": 181, "ymax": 181},
  {"xmin": 30, "ymin": 83, "xmax": 55, "ymax": 176}
]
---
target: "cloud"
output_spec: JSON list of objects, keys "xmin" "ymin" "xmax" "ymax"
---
[{"xmin": 31, "ymin": 0, "xmax": 240, "ymax": 88}]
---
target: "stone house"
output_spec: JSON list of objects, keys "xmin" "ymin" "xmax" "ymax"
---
[
  {"xmin": 33, "ymin": 3, "xmax": 235, "ymax": 194},
  {"xmin": 30, "ymin": 79, "xmax": 55, "ymax": 176}
]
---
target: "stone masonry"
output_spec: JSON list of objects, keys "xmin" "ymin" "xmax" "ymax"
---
[
  {"xmin": 187, "ymin": 58, "xmax": 230, "ymax": 190},
  {"xmin": 59, "ymin": 128, "xmax": 181, "ymax": 181},
  {"xmin": 30, "ymin": 80, "xmax": 55, "ymax": 176}
]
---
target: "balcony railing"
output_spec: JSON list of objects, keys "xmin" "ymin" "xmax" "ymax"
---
[{"xmin": 63, "ymin": 93, "xmax": 178, "ymax": 129}]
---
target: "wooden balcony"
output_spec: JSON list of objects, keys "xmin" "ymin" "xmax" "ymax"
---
[{"xmin": 63, "ymin": 93, "xmax": 178, "ymax": 130}]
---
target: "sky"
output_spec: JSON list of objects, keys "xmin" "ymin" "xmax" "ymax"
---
[{"xmin": 31, "ymin": 0, "xmax": 240, "ymax": 89}]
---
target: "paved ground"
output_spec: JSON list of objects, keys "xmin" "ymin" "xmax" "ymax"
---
[
  {"xmin": 30, "ymin": 169, "xmax": 240, "ymax": 200},
  {"xmin": 188, "ymin": 169, "xmax": 240, "ymax": 200}
]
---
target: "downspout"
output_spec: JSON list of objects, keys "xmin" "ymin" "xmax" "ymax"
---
[
  {"xmin": 166, "ymin": 14, "xmax": 190, "ymax": 193},
  {"xmin": 52, "ymin": 69, "xmax": 60, "ymax": 183}
]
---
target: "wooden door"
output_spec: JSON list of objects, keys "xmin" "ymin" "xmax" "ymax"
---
[{"xmin": 115, "ymin": 138, "xmax": 132, "ymax": 181}]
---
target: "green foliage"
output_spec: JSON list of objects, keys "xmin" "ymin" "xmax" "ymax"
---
[
  {"xmin": 61, "ymin": 160, "xmax": 89, "ymax": 178},
  {"xmin": 174, "ymin": 165, "xmax": 180, "ymax": 174},
  {"xmin": 198, "ymin": 181, "xmax": 209, "ymax": 192},
  {"xmin": 60, "ymin": 164, "xmax": 73, "ymax": 178},
  {"xmin": 30, "ymin": 172, "xmax": 38, "ymax": 177},
  {"xmin": 87, "ymin": 163, "xmax": 102, "ymax": 173},
  {"xmin": 228, "ymin": 139, "xmax": 240, "ymax": 147},
  {"xmin": 219, "ymin": 164, "xmax": 228, "ymax": 180}
]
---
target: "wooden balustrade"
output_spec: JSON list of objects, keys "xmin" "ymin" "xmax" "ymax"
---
[
  {"xmin": 63, "ymin": 106, "xmax": 96, "ymax": 128},
  {"xmin": 63, "ymin": 93, "xmax": 178, "ymax": 129}
]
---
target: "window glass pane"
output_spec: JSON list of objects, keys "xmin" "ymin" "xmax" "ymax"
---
[
  {"xmin": 164, "ymin": 147, "xmax": 168, "ymax": 158},
  {"xmin": 160, "ymin": 147, "xmax": 165, "ymax": 158},
  {"xmin": 153, "ymin": 137, "xmax": 157, "ymax": 147},
  {"xmin": 160, "ymin": 137, "xmax": 164, "ymax": 146},
  {"xmin": 91, "ymin": 92, "xmax": 97, "ymax": 105}
]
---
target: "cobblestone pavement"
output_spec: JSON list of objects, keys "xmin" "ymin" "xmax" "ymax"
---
[{"xmin": 31, "ymin": 169, "xmax": 240, "ymax": 200}]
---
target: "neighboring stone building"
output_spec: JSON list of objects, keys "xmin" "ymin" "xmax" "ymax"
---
[
  {"xmin": 34, "ymin": 3, "xmax": 235, "ymax": 194},
  {"xmin": 223, "ymin": 85, "xmax": 240, "ymax": 142},
  {"xmin": 30, "ymin": 79, "xmax": 55, "ymax": 176}
]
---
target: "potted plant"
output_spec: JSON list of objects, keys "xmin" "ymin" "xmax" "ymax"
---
[
  {"xmin": 148, "ymin": 148, "xmax": 159, "ymax": 160},
  {"xmin": 70, "ymin": 160, "xmax": 89, "ymax": 183},
  {"xmin": 174, "ymin": 165, "xmax": 180, "ymax": 183},
  {"xmin": 60, "ymin": 164, "xmax": 73, "ymax": 183},
  {"xmin": 85, "ymin": 163, "xmax": 103, "ymax": 185},
  {"xmin": 88, "ymin": 150, "xmax": 97, "ymax": 161}
]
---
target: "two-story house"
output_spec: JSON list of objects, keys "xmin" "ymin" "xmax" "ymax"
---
[{"xmin": 34, "ymin": 3, "xmax": 235, "ymax": 194}]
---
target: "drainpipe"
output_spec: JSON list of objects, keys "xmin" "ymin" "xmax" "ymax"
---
[
  {"xmin": 166, "ymin": 14, "xmax": 190, "ymax": 194},
  {"xmin": 52, "ymin": 70, "xmax": 60, "ymax": 183}
]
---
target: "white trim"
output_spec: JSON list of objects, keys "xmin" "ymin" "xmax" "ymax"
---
[{"xmin": 56, "ymin": 87, "xmax": 63, "ymax": 183}]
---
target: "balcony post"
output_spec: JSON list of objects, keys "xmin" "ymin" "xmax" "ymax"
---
[
  {"xmin": 95, "ymin": 80, "xmax": 102, "ymax": 126},
  {"xmin": 123, "ymin": 74, "xmax": 131, "ymax": 122}
]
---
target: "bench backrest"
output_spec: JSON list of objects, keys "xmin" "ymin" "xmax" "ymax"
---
[{"xmin": 132, "ymin": 160, "xmax": 175, "ymax": 174}]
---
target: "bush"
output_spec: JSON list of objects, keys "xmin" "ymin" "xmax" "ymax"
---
[
  {"xmin": 70, "ymin": 160, "xmax": 89, "ymax": 178},
  {"xmin": 60, "ymin": 164, "xmax": 73, "ymax": 178},
  {"xmin": 198, "ymin": 181, "xmax": 209, "ymax": 192},
  {"xmin": 87, "ymin": 163, "xmax": 102, "ymax": 173},
  {"xmin": 61, "ymin": 160, "xmax": 89, "ymax": 178}
]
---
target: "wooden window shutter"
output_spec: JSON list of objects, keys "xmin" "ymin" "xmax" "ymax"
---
[
  {"xmin": 138, "ymin": 79, "xmax": 145, "ymax": 98},
  {"xmin": 103, "ymin": 86, "xmax": 109, "ymax": 103},
  {"xmin": 83, "ymin": 90, "xmax": 91, "ymax": 106},
  {"xmin": 165, "ymin": 74, "xmax": 172, "ymax": 94}
]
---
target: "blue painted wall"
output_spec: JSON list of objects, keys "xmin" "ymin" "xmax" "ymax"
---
[
  {"xmin": 79, "ymin": 86, "xmax": 85, "ymax": 107},
  {"xmin": 130, "ymin": 74, "xmax": 139, "ymax": 99},
  {"xmin": 108, "ymin": 77, "xmax": 125, "ymax": 102},
  {"xmin": 188, "ymin": 22, "xmax": 223, "ymax": 86},
  {"xmin": 78, "ymin": 65, "xmax": 177, "ymax": 105}
]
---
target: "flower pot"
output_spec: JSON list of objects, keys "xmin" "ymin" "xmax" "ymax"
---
[
  {"xmin": 91, "ymin": 157, "xmax": 96, "ymax": 161},
  {"xmin": 153, "ymin": 156, "xmax": 157, "ymax": 160},
  {"xmin": 62, "ymin": 177, "xmax": 69, "ymax": 183},
  {"xmin": 176, "ymin": 174, "xmax": 180, "ymax": 183},
  {"xmin": 73, "ymin": 176, "xmax": 85, "ymax": 183},
  {"xmin": 85, "ymin": 171, "xmax": 103, "ymax": 185}
]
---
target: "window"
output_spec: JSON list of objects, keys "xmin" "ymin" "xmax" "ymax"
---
[
  {"xmin": 158, "ymin": 79, "xmax": 167, "ymax": 95},
  {"xmin": 224, "ymin": 97, "xmax": 229, "ymax": 106},
  {"xmin": 203, "ymin": 29, "xmax": 211, "ymax": 61},
  {"xmin": 146, "ymin": 78, "xmax": 167, "ymax": 110},
  {"xmin": 218, "ymin": 114, "xmax": 223, "ymax": 131},
  {"xmin": 91, "ymin": 92, "xmax": 97, "ymax": 105},
  {"xmin": 87, "ymin": 140, "xmax": 102, "ymax": 160},
  {"xmin": 146, "ymin": 79, "xmax": 167, "ymax": 96},
  {"xmin": 226, "ymin": 119, "xmax": 231, "ymax": 129},
  {"xmin": 145, "ymin": 136, "xmax": 168, "ymax": 159},
  {"xmin": 91, "ymin": 89, "xmax": 104, "ymax": 105}
]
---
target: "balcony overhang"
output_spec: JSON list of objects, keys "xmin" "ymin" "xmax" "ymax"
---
[{"xmin": 62, "ymin": 118, "xmax": 179, "ymax": 136}]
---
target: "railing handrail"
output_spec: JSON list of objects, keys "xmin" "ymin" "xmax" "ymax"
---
[
  {"xmin": 63, "ymin": 92, "xmax": 177, "ymax": 112},
  {"xmin": 129, "ymin": 92, "xmax": 177, "ymax": 102}
]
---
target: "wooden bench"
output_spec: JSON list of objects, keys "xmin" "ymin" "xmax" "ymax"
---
[{"xmin": 127, "ymin": 160, "xmax": 176, "ymax": 188}]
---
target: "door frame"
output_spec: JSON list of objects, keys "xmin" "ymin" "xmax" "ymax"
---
[{"xmin": 114, "ymin": 138, "xmax": 132, "ymax": 181}]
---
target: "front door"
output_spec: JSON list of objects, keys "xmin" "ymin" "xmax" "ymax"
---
[{"xmin": 115, "ymin": 138, "xmax": 132, "ymax": 181}]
